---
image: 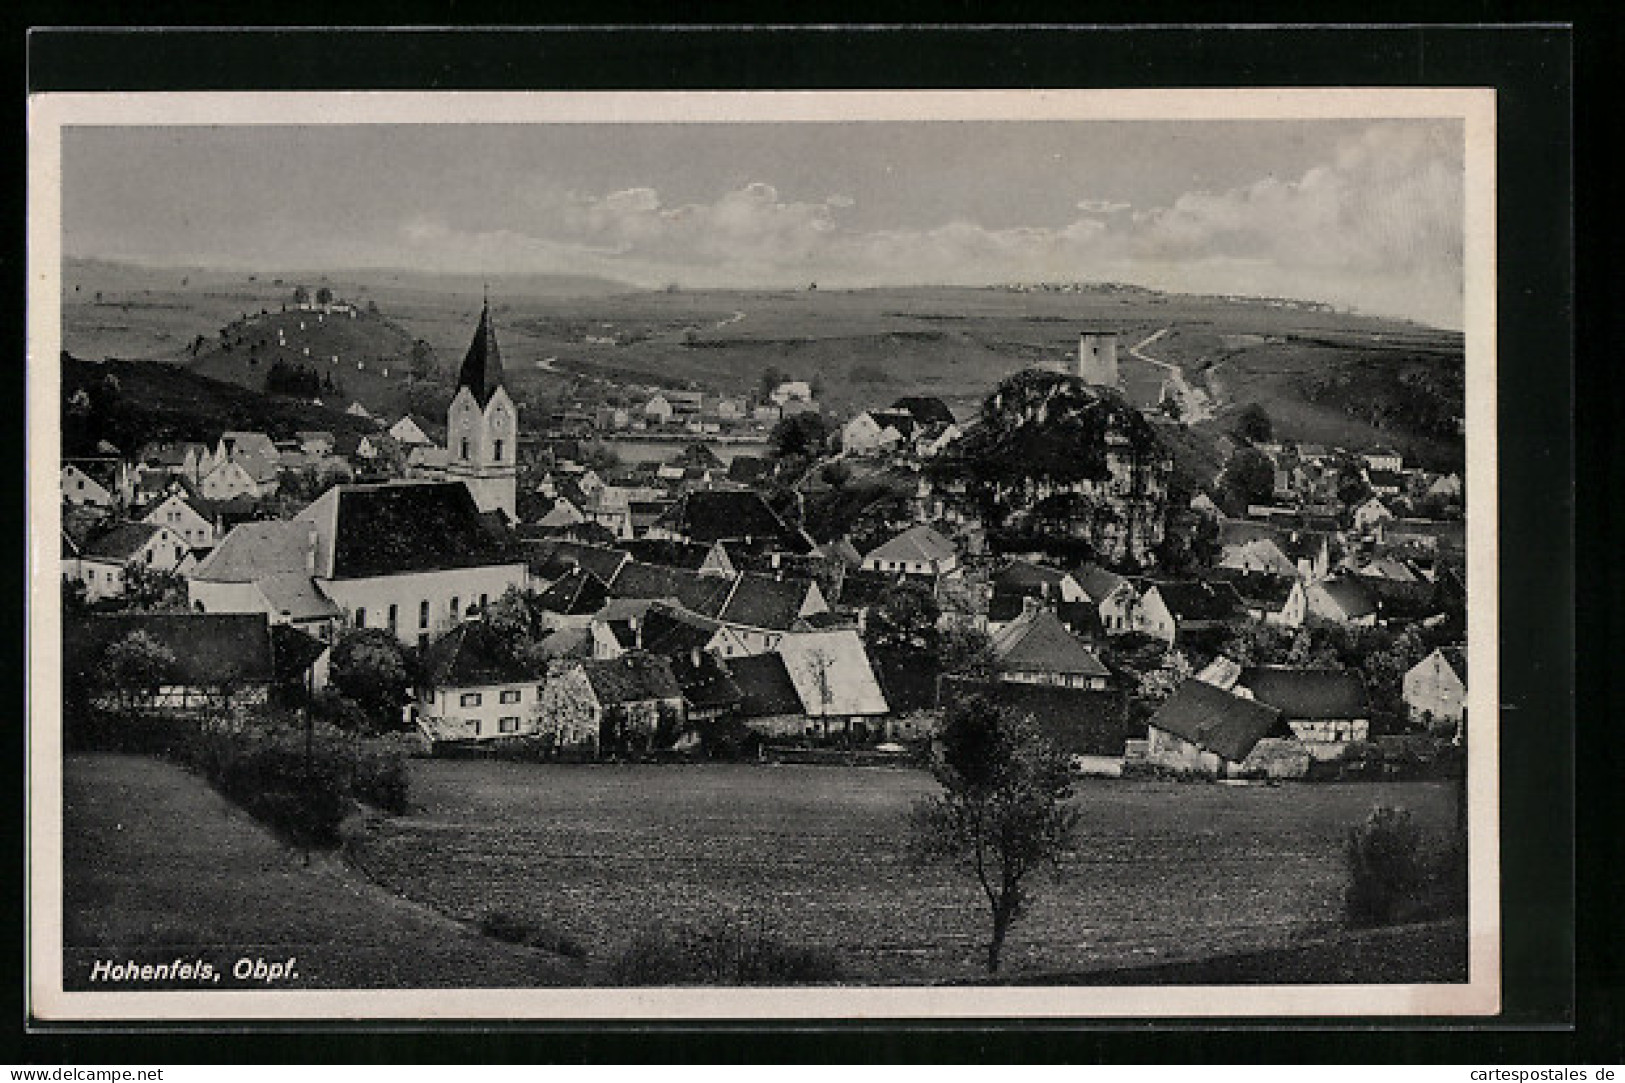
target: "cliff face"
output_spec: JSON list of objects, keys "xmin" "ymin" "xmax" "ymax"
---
[{"xmin": 932, "ymin": 369, "xmax": 1173, "ymax": 567}]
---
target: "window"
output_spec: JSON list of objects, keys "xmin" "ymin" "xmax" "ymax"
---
[
  {"xmin": 480, "ymin": 593, "xmax": 488, "ymax": 608},
  {"xmin": 355, "ymin": 608, "xmax": 366, "ymax": 628},
  {"xmin": 471, "ymin": 720, "xmax": 481, "ymax": 736},
  {"xmin": 450, "ymin": 596, "xmax": 460, "ymax": 618},
  {"xmin": 387, "ymin": 604, "xmax": 398, "ymax": 632},
  {"xmin": 419, "ymin": 599, "xmax": 430, "ymax": 629},
  {"xmin": 493, "ymin": 439, "xmax": 504, "ymax": 463},
  {"xmin": 499, "ymin": 717, "xmax": 520, "ymax": 734},
  {"xmin": 460, "ymin": 692, "xmax": 482, "ymax": 707},
  {"xmin": 499, "ymin": 689, "xmax": 521, "ymax": 704},
  {"xmin": 145, "ymin": 549, "xmax": 154, "ymax": 564},
  {"xmin": 461, "ymin": 438, "xmax": 470, "ymax": 460},
  {"xmin": 537, "ymin": 685, "xmax": 547, "ymax": 700}
]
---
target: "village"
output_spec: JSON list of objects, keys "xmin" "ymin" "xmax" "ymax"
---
[{"xmin": 60, "ymin": 292, "xmax": 1470, "ymax": 783}]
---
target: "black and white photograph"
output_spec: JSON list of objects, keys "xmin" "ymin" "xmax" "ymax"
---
[{"xmin": 28, "ymin": 85, "xmax": 1499, "ymax": 1020}]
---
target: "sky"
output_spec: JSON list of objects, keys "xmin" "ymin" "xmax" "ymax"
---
[{"xmin": 61, "ymin": 118, "xmax": 1466, "ymax": 328}]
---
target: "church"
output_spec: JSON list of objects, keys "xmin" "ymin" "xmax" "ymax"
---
[{"xmin": 443, "ymin": 293, "xmax": 519, "ymax": 521}]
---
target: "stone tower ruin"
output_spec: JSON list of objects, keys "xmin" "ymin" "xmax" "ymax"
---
[{"xmin": 1077, "ymin": 332, "xmax": 1120, "ymax": 387}]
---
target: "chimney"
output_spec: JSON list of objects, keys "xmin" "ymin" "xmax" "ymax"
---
[{"xmin": 691, "ymin": 647, "xmax": 703, "ymax": 669}]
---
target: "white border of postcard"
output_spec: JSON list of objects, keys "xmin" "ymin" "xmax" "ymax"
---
[{"xmin": 27, "ymin": 88, "xmax": 1500, "ymax": 1020}]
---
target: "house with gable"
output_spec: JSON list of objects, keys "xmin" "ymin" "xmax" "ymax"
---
[
  {"xmin": 1404, "ymin": 646, "xmax": 1467, "ymax": 737},
  {"xmin": 388, "ymin": 415, "xmax": 434, "ymax": 448},
  {"xmin": 1236, "ymin": 666, "xmax": 1372, "ymax": 759},
  {"xmin": 414, "ymin": 617, "xmax": 547, "ymax": 743},
  {"xmin": 72, "ymin": 521, "xmax": 191, "ymax": 601},
  {"xmin": 187, "ymin": 520, "xmax": 342, "ymax": 636},
  {"xmin": 644, "ymin": 489, "xmax": 809, "ymax": 554},
  {"xmin": 1215, "ymin": 572, "xmax": 1308, "ymax": 627},
  {"xmin": 1218, "ymin": 535, "xmax": 1299, "ymax": 578},
  {"xmin": 1143, "ymin": 678, "xmax": 1303, "ymax": 779},
  {"xmin": 1135, "ymin": 580, "xmax": 1245, "ymax": 645},
  {"xmin": 860, "ymin": 523, "xmax": 958, "ymax": 577},
  {"xmin": 1305, "ymin": 576, "xmax": 1381, "ymax": 626},
  {"xmin": 1352, "ymin": 496, "xmax": 1395, "ymax": 535},
  {"xmin": 988, "ymin": 601, "xmax": 1113, "ymax": 690},
  {"xmin": 1076, "ymin": 564, "xmax": 1138, "ymax": 635},
  {"xmin": 61, "ymin": 461, "xmax": 120, "ymax": 509},
  {"xmin": 140, "ymin": 487, "xmax": 222, "ymax": 552},
  {"xmin": 292, "ymin": 480, "xmax": 528, "ymax": 648},
  {"xmin": 777, "ymin": 630, "xmax": 890, "ymax": 741},
  {"xmin": 536, "ymin": 651, "xmax": 686, "ymax": 755}
]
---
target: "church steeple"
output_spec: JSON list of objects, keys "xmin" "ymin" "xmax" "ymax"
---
[{"xmin": 457, "ymin": 289, "xmax": 505, "ymax": 407}]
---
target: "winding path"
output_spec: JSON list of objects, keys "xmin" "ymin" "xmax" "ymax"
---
[{"xmin": 1130, "ymin": 327, "xmax": 1215, "ymax": 422}]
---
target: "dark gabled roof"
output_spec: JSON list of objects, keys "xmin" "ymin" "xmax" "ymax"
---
[
  {"xmin": 718, "ymin": 572, "xmax": 815, "ymax": 631},
  {"xmin": 1209, "ymin": 570, "xmax": 1298, "ymax": 611},
  {"xmin": 1074, "ymin": 563, "xmax": 1131, "ymax": 603},
  {"xmin": 891, "ymin": 396, "xmax": 957, "ymax": 426},
  {"xmin": 327, "ymin": 483, "xmax": 520, "ymax": 578},
  {"xmin": 836, "ymin": 568, "xmax": 906, "ymax": 609},
  {"xmin": 993, "ymin": 559, "xmax": 1073, "ymax": 592},
  {"xmin": 1147, "ymin": 679, "xmax": 1291, "ymax": 763},
  {"xmin": 529, "ymin": 539, "xmax": 632, "ymax": 585},
  {"xmin": 726, "ymin": 653, "xmax": 804, "ymax": 718},
  {"xmin": 650, "ymin": 489, "xmax": 798, "ymax": 546},
  {"xmin": 80, "ymin": 521, "xmax": 169, "ymax": 562},
  {"xmin": 1239, "ymin": 666, "xmax": 1371, "ymax": 720},
  {"xmin": 727, "ymin": 456, "xmax": 771, "ymax": 485},
  {"xmin": 1150, "ymin": 580, "xmax": 1244, "ymax": 622},
  {"xmin": 625, "ymin": 538, "xmax": 716, "ymax": 571},
  {"xmin": 457, "ymin": 300, "xmax": 506, "ymax": 407},
  {"xmin": 535, "ymin": 566, "xmax": 610, "ymax": 616},
  {"xmin": 668, "ymin": 650, "xmax": 743, "ymax": 712},
  {"xmin": 64, "ymin": 613, "xmax": 279, "ymax": 687},
  {"xmin": 944, "ymin": 677, "xmax": 1135, "ymax": 757},
  {"xmin": 581, "ymin": 652, "xmax": 682, "ymax": 706},
  {"xmin": 988, "ymin": 608, "xmax": 1111, "ymax": 678},
  {"xmin": 422, "ymin": 620, "xmax": 541, "ymax": 688},
  {"xmin": 1312, "ymin": 576, "xmax": 1380, "ymax": 619},
  {"xmin": 637, "ymin": 605, "xmax": 723, "ymax": 657},
  {"xmin": 611, "ymin": 561, "xmax": 735, "ymax": 618}
]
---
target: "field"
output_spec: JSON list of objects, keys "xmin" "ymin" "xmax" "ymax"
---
[
  {"xmin": 352, "ymin": 758, "xmax": 1465, "ymax": 985},
  {"xmin": 61, "ymin": 259, "xmax": 1465, "ymax": 473},
  {"xmin": 61, "ymin": 753, "xmax": 582, "ymax": 989}
]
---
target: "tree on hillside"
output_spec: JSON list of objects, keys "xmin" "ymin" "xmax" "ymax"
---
[
  {"xmin": 292, "ymin": 285, "xmax": 309, "ymax": 305},
  {"xmin": 315, "ymin": 286, "xmax": 334, "ymax": 305},
  {"xmin": 1217, "ymin": 448, "xmax": 1277, "ymax": 514},
  {"xmin": 408, "ymin": 339, "xmax": 437, "ymax": 382},
  {"xmin": 758, "ymin": 365, "xmax": 788, "ymax": 401},
  {"xmin": 328, "ymin": 628, "xmax": 412, "ymax": 731},
  {"xmin": 911, "ymin": 695, "xmax": 1080, "ymax": 974},
  {"xmin": 1235, "ymin": 402, "xmax": 1273, "ymax": 443}
]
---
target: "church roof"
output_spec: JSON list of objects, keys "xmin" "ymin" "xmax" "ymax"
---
[{"xmin": 457, "ymin": 300, "xmax": 506, "ymax": 407}]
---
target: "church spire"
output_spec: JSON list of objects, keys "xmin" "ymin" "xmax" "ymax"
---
[{"xmin": 457, "ymin": 293, "xmax": 505, "ymax": 407}]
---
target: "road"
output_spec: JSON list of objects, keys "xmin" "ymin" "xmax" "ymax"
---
[{"xmin": 1130, "ymin": 327, "xmax": 1215, "ymax": 422}]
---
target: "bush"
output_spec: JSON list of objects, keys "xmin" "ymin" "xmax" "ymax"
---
[
  {"xmin": 608, "ymin": 915, "xmax": 840, "ymax": 986},
  {"xmin": 1345, "ymin": 805, "xmax": 1427, "ymax": 927},
  {"xmin": 476, "ymin": 908, "xmax": 588, "ymax": 960}
]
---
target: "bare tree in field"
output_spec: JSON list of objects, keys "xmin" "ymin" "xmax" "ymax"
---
[{"xmin": 911, "ymin": 694, "xmax": 1080, "ymax": 974}]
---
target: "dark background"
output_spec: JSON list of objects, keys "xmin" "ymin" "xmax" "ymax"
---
[{"xmin": 15, "ymin": 20, "xmax": 1602, "ymax": 1064}]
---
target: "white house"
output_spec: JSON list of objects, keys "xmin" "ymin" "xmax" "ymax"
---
[
  {"xmin": 1362, "ymin": 446, "xmax": 1404, "ymax": 474},
  {"xmin": 1404, "ymin": 646, "xmax": 1467, "ymax": 737},
  {"xmin": 61, "ymin": 462, "xmax": 115, "ymax": 509},
  {"xmin": 199, "ymin": 456, "xmax": 274, "ymax": 502},
  {"xmin": 187, "ymin": 520, "xmax": 342, "ymax": 636},
  {"xmin": 770, "ymin": 380, "xmax": 814, "ymax": 406},
  {"xmin": 777, "ymin": 630, "xmax": 889, "ymax": 740},
  {"xmin": 141, "ymin": 490, "xmax": 220, "ymax": 551},
  {"xmin": 388, "ymin": 415, "xmax": 434, "ymax": 448},
  {"xmin": 860, "ymin": 524, "xmax": 958, "ymax": 576},
  {"xmin": 415, "ymin": 619, "xmax": 548, "ymax": 743},
  {"xmin": 1351, "ymin": 496, "xmax": 1395, "ymax": 535},
  {"xmin": 1304, "ymin": 577, "xmax": 1380, "ymax": 626},
  {"xmin": 644, "ymin": 394, "xmax": 675, "ymax": 424},
  {"xmin": 841, "ymin": 411, "xmax": 904, "ymax": 456},
  {"xmin": 73, "ymin": 521, "xmax": 190, "ymax": 601},
  {"xmin": 1076, "ymin": 565, "xmax": 1138, "ymax": 635}
]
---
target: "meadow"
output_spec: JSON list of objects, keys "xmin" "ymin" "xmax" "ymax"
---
[{"xmin": 352, "ymin": 758, "xmax": 1465, "ymax": 985}]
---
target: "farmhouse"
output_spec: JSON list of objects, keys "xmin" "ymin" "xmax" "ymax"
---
[
  {"xmin": 140, "ymin": 488, "xmax": 221, "ymax": 552},
  {"xmin": 415, "ymin": 618, "xmax": 546, "ymax": 743},
  {"xmin": 1076, "ymin": 564, "xmax": 1138, "ymax": 634},
  {"xmin": 1214, "ymin": 572, "xmax": 1307, "ymax": 627},
  {"xmin": 645, "ymin": 489, "xmax": 808, "ymax": 552},
  {"xmin": 667, "ymin": 649, "xmax": 744, "ymax": 724},
  {"xmin": 61, "ymin": 461, "xmax": 118, "ymax": 509},
  {"xmin": 777, "ymin": 630, "xmax": 890, "ymax": 740},
  {"xmin": 292, "ymin": 481, "xmax": 529, "ymax": 648},
  {"xmin": 73, "ymin": 521, "xmax": 190, "ymax": 601},
  {"xmin": 388, "ymin": 415, "xmax": 434, "ymax": 448},
  {"xmin": 988, "ymin": 601, "xmax": 1112, "ymax": 690},
  {"xmin": 1305, "ymin": 576, "xmax": 1380, "ymax": 626},
  {"xmin": 1352, "ymin": 497, "xmax": 1395, "ymax": 534},
  {"xmin": 841, "ymin": 410, "xmax": 909, "ymax": 456},
  {"xmin": 1218, "ymin": 536, "xmax": 1299, "ymax": 579},
  {"xmin": 944, "ymin": 676, "xmax": 1134, "ymax": 769},
  {"xmin": 860, "ymin": 524, "xmax": 958, "ymax": 577},
  {"xmin": 726, "ymin": 651, "xmax": 810, "ymax": 739},
  {"xmin": 64, "ymin": 612, "xmax": 325, "ymax": 713},
  {"xmin": 1143, "ymin": 678, "xmax": 1300, "ymax": 778},
  {"xmin": 1237, "ymin": 666, "xmax": 1371, "ymax": 759},
  {"xmin": 1135, "ymin": 580, "xmax": 1244, "ymax": 645},
  {"xmin": 1404, "ymin": 646, "xmax": 1467, "ymax": 737},
  {"xmin": 536, "ymin": 652, "xmax": 686, "ymax": 754}
]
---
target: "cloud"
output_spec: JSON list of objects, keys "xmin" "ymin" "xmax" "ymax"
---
[{"xmin": 394, "ymin": 124, "xmax": 1464, "ymax": 326}]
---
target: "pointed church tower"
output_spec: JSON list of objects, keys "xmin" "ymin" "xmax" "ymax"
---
[{"xmin": 445, "ymin": 291, "xmax": 518, "ymax": 520}]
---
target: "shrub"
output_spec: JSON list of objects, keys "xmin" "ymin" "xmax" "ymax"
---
[
  {"xmin": 351, "ymin": 751, "xmax": 411, "ymax": 814},
  {"xmin": 1345, "ymin": 805, "xmax": 1427, "ymax": 927},
  {"xmin": 608, "ymin": 915, "xmax": 840, "ymax": 986},
  {"xmin": 477, "ymin": 909, "xmax": 588, "ymax": 960}
]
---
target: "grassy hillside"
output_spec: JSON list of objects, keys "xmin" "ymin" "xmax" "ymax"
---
[
  {"xmin": 61, "ymin": 262, "xmax": 1464, "ymax": 468},
  {"xmin": 61, "ymin": 353, "xmax": 380, "ymax": 456}
]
